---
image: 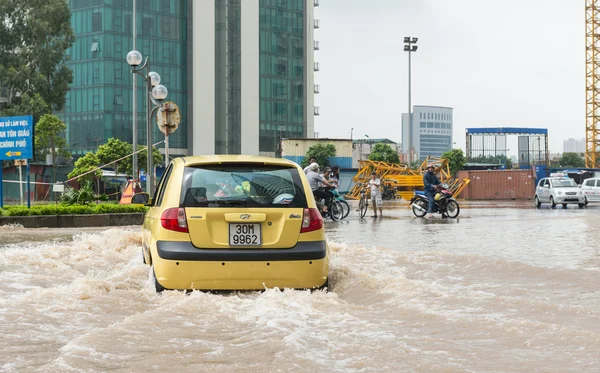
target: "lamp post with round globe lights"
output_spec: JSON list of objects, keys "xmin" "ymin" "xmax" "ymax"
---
[{"xmin": 126, "ymin": 50, "xmax": 168, "ymax": 195}]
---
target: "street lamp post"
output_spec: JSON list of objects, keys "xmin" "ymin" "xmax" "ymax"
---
[
  {"xmin": 404, "ymin": 36, "xmax": 418, "ymax": 164},
  {"xmin": 126, "ymin": 50, "xmax": 168, "ymax": 195}
]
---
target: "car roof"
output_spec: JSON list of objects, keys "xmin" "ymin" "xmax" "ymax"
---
[{"xmin": 179, "ymin": 155, "xmax": 299, "ymax": 168}]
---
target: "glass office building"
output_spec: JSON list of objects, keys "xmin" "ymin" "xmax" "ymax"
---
[
  {"xmin": 59, "ymin": 0, "xmax": 316, "ymax": 158},
  {"xmin": 190, "ymin": 0, "xmax": 316, "ymax": 156},
  {"xmin": 402, "ymin": 106, "xmax": 454, "ymax": 161},
  {"xmin": 59, "ymin": 0, "xmax": 188, "ymax": 157}
]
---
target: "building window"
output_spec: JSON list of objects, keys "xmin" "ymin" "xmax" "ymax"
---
[
  {"xmin": 90, "ymin": 42, "xmax": 100, "ymax": 52},
  {"xmin": 92, "ymin": 11, "xmax": 102, "ymax": 32}
]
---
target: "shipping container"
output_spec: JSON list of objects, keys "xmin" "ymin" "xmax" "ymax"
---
[
  {"xmin": 281, "ymin": 138, "xmax": 353, "ymax": 169},
  {"xmin": 458, "ymin": 169, "xmax": 536, "ymax": 200}
]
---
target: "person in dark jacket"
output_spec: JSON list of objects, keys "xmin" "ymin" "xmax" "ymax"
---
[{"xmin": 423, "ymin": 163, "xmax": 441, "ymax": 218}]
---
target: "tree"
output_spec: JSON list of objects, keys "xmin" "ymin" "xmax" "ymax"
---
[
  {"xmin": 0, "ymin": 0, "xmax": 75, "ymax": 117},
  {"xmin": 368, "ymin": 143, "xmax": 400, "ymax": 164},
  {"xmin": 300, "ymin": 143, "xmax": 337, "ymax": 169},
  {"xmin": 96, "ymin": 138, "xmax": 133, "ymax": 176},
  {"xmin": 68, "ymin": 152, "xmax": 102, "ymax": 183},
  {"xmin": 442, "ymin": 148, "xmax": 466, "ymax": 176},
  {"xmin": 137, "ymin": 145, "xmax": 164, "ymax": 174},
  {"xmin": 35, "ymin": 114, "xmax": 71, "ymax": 183},
  {"xmin": 559, "ymin": 152, "xmax": 585, "ymax": 168}
]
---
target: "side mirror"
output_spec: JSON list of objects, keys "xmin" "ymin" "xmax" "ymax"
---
[
  {"xmin": 144, "ymin": 198, "xmax": 154, "ymax": 207},
  {"xmin": 131, "ymin": 192, "xmax": 150, "ymax": 205}
]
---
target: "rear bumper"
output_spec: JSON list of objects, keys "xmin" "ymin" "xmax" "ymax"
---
[
  {"xmin": 156, "ymin": 240, "xmax": 327, "ymax": 261},
  {"xmin": 152, "ymin": 240, "xmax": 329, "ymax": 290}
]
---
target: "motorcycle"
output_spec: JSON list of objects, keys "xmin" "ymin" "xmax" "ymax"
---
[
  {"xmin": 314, "ymin": 186, "xmax": 344, "ymax": 221},
  {"xmin": 381, "ymin": 183, "xmax": 398, "ymax": 200},
  {"xmin": 409, "ymin": 184, "xmax": 460, "ymax": 218}
]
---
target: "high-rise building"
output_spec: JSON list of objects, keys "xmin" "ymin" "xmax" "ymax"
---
[
  {"xmin": 60, "ymin": 0, "xmax": 318, "ymax": 159},
  {"xmin": 191, "ymin": 0, "xmax": 317, "ymax": 156},
  {"xmin": 59, "ymin": 0, "xmax": 189, "ymax": 157},
  {"xmin": 402, "ymin": 105, "xmax": 453, "ymax": 161},
  {"xmin": 563, "ymin": 138, "xmax": 585, "ymax": 154}
]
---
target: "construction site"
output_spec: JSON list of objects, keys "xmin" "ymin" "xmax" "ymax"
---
[{"xmin": 344, "ymin": 157, "xmax": 471, "ymax": 201}]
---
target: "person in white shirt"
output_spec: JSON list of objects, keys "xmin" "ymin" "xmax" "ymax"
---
[
  {"xmin": 303, "ymin": 156, "xmax": 317, "ymax": 174},
  {"xmin": 368, "ymin": 172, "xmax": 383, "ymax": 218}
]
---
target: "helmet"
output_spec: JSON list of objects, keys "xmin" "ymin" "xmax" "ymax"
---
[
  {"xmin": 427, "ymin": 163, "xmax": 434, "ymax": 168},
  {"xmin": 308, "ymin": 162, "xmax": 319, "ymax": 171},
  {"xmin": 435, "ymin": 193, "xmax": 442, "ymax": 201},
  {"xmin": 323, "ymin": 167, "xmax": 332, "ymax": 172}
]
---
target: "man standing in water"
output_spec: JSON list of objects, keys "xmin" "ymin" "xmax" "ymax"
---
[
  {"xmin": 423, "ymin": 163, "xmax": 441, "ymax": 219},
  {"xmin": 369, "ymin": 172, "xmax": 383, "ymax": 218}
]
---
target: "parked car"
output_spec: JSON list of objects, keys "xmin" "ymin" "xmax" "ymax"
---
[
  {"xmin": 581, "ymin": 177, "xmax": 600, "ymax": 204},
  {"xmin": 141, "ymin": 155, "xmax": 329, "ymax": 292},
  {"xmin": 534, "ymin": 177, "xmax": 586, "ymax": 208}
]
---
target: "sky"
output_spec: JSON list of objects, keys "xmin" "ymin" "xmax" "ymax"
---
[{"xmin": 312, "ymin": 0, "xmax": 584, "ymax": 154}]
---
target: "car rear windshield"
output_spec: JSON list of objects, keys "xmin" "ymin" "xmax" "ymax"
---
[
  {"xmin": 180, "ymin": 163, "xmax": 308, "ymax": 208},
  {"xmin": 551, "ymin": 179, "xmax": 577, "ymax": 187}
]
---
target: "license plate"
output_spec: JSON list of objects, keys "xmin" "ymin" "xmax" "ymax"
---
[{"xmin": 229, "ymin": 223, "xmax": 262, "ymax": 246}]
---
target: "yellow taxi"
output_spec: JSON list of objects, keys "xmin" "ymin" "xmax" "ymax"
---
[{"xmin": 141, "ymin": 155, "xmax": 329, "ymax": 292}]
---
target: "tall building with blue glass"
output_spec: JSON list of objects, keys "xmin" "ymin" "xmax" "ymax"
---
[
  {"xmin": 191, "ymin": 0, "xmax": 317, "ymax": 156},
  {"xmin": 59, "ymin": 0, "xmax": 188, "ymax": 157},
  {"xmin": 60, "ymin": 0, "xmax": 317, "ymax": 158}
]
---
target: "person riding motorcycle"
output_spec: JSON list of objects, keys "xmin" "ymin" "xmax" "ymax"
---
[
  {"xmin": 306, "ymin": 163, "xmax": 334, "ymax": 212},
  {"xmin": 423, "ymin": 163, "xmax": 442, "ymax": 219}
]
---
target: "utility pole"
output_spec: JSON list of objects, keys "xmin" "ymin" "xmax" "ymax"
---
[{"xmin": 404, "ymin": 36, "xmax": 418, "ymax": 164}]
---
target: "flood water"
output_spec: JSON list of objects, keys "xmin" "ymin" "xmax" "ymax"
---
[{"xmin": 1, "ymin": 202, "xmax": 599, "ymax": 372}]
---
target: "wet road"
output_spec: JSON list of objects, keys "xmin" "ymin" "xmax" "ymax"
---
[{"xmin": 1, "ymin": 202, "xmax": 599, "ymax": 372}]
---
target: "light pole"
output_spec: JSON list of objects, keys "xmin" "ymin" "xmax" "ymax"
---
[
  {"xmin": 404, "ymin": 36, "xmax": 418, "ymax": 164},
  {"xmin": 126, "ymin": 50, "xmax": 168, "ymax": 195}
]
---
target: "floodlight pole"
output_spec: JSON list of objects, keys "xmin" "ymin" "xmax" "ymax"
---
[{"xmin": 404, "ymin": 37, "xmax": 418, "ymax": 164}]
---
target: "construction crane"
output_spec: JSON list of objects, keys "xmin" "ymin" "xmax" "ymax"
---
[{"xmin": 586, "ymin": 1, "xmax": 600, "ymax": 168}]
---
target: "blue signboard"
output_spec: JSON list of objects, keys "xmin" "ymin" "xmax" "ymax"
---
[{"xmin": 0, "ymin": 115, "xmax": 34, "ymax": 160}]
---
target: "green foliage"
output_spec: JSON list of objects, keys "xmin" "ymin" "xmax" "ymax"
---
[
  {"xmin": 138, "ymin": 145, "xmax": 164, "ymax": 171},
  {"xmin": 0, "ymin": 93, "xmax": 50, "ymax": 124},
  {"xmin": 558, "ymin": 152, "xmax": 585, "ymax": 168},
  {"xmin": 61, "ymin": 180, "xmax": 97, "ymax": 205},
  {"xmin": 35, "ymin": 114, "xmax": 71, "ymax": 181},
  {"xmin": 368, "ymin": 143, "xmax": 400, "ymax": 164},
  {"xmin": 300, "ymin": 143, "xmax": 337, "ymax": 168},
  {"xmin": 97, "ymin": 138, "xmax": 132, "ymax": 176},
  {"xmin": 442, "ymin": 148, "xmax": 466, "ymax": 176},
  {"xmin": 0, "ymin": 204, "xmax": 147, "ymax": 217},
  {"xmin": 68, "ymin": 152, "xmax": 102, "ymax": 182},
  {"xmin": 0, "ymin": 0, "xmax": 75, "ymax": 115}
]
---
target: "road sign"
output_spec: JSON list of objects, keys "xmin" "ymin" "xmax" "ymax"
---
[
  {"xmin": 157, "ymin": 102, "xmax": 180, "ymax": 134},
  {"xmin": 0, "ymin": 115, "xmax": 34, "ymax": 161}
]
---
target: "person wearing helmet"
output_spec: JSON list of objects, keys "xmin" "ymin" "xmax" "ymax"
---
[
  {"xmin": 303, "ymin": 156, "xmax": 318, "ymax": 174},
  {"xmin": 306, "ymin": 162, "xmax": 334, "ymax": 212},
  {"xmin": 423, "ymin": 163, "xmax": 441, "ymax": 218},
  {"xmin": 320, "ymin": 167, "xmax": 332, "ymax": 183}
]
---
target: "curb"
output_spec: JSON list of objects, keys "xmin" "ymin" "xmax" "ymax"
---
[{"xmin": 0, "ymin": 213, "xmax": 144, "ymax": 228}]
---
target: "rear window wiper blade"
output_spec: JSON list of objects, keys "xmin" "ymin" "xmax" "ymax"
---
[{"xmin": 209, "ymin": 200, "xmax": 248, "ymax": 206}]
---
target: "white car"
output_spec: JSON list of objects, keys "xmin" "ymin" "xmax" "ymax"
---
[
  {"xmin": 534, "ymin": 177, "xmax": 586, "ymax": 208},
  {"xmin": 581, "ymin": 177, "xmax": 600, "ymax": 204}
]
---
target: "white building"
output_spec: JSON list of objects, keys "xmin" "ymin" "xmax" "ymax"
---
[
  {"xmin": 563, "ymin": 138, "xmax": 585, "ymax": 154},
  {"xmin": 402, "ymin": 105, "xmax": 453, "ymax": 162},
  {"xmin": 191, "ymin": 0, "xmax": 317, "ymax": 157}
]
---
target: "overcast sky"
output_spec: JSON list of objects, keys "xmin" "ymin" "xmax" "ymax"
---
[{"xmin": 313, "ymin": 0, "xmax": 583, "ymax": 154}]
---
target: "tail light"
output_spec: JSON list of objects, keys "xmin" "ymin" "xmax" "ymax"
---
[
  {"xmin": 300, "ymin": 208, "xmax": 323, "ymax": 233},
  {"xmin": 161, "ymin": 208, "xmax": 189, "ymax": 233}
]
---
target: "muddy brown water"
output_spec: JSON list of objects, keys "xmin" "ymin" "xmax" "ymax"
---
[{"xmin": 1, "ymin": 203, "xmax": 599, "ymax": 372}]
